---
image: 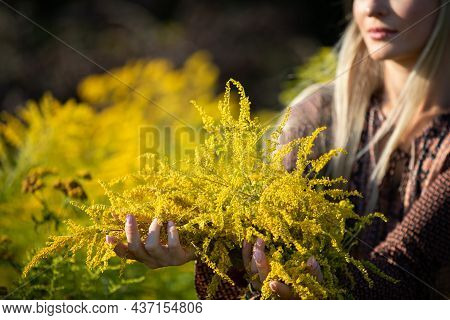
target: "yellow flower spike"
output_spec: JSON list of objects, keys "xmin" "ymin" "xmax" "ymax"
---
[{"xmin": 22, "ymin": 79, "xmax": 390, "ymax": 299}]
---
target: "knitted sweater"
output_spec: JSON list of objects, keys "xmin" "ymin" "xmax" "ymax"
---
[{"xmin": 194, "ymin": 87, "xmax": 450, "ymax": 299}]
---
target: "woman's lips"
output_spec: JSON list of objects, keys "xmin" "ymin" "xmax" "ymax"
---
[{"xmin": 367, "ymin": 28, "xmax": 398, "ymax": 41}]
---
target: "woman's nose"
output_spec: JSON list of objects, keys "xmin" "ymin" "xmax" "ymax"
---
[{"xmin": 364, "ymin": 0, "xmax": 389, "ymax": 17}]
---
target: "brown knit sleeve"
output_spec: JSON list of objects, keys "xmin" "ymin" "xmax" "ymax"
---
[
  {"xmin": 194, "ymin": 246, "xmax": 248, "ymax": 299},
  {"xmin": 278, "ymin": 84, "xmax": 333, "ymax": 172},
  {"xmin": 194, "ymin": 260, "xmax": 247, "ymax": 300},
  {"xmin": 350, "ymin": 167, "xmax": 450, "ymax": 299}
]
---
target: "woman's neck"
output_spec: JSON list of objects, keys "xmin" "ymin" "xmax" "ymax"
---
[
  {"xmin": 379, "ymin": 56, "xmax": 449, "ymax": 153},
  {"xmin": 381, "ymin": 58, "xmax": 415, "ymax": 115},
  {"xmin": 381, "ymin": 56, "xmax": 450, "ymax": 116}
]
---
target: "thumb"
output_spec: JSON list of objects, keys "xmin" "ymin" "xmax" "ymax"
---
[
  {"xmin": 307, "ymin": 256, "xmax": 323, "ymax": 282},
  {"xmin": 253, "ymin": 238, "xmax": 270, "ymax": 281}
]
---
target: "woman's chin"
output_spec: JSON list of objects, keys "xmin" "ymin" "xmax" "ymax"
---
[
  {"xmin": 367, "ymin": 48, "xmax": 399, "ymax": 62},
  {"xmin": 367, "ymin": 52, "xmax": 390, "ymax": 61}
]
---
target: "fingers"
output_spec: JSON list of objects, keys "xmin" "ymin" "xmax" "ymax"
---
[
  {"xmin": 184, "ymin": 245, "xmax": 196, "ymax": 261},
  {"xmin": 105, "ymin": 235, "xmax": 116, "ymax": 246},
  {"xmin": 144, "ymin": 218, "xmax": 165, "ymax": 256},
  {"xmin": 244, "ymin": 239, "xmax": 262, "ymax": 290},
  {"xmin": 245, "ymin": 238, "xmax": 270, "ymax": 290},
  {"xmin": 105, "ymin": 235, "xmax": 133, "ymax": 259},
  {"xmin": 168, "ymin": 221, "xmax": 197, "ymax": 264},
  {"xmin": 125, "ymin": 214, "xmax": 151, "ymax": 262},
  {"xmin": 307, "ymin": 256, "xmax": 323, "ymax": 283},
  {"xmin": 242, "ymin": 239, "xmax": 252, "ymax": 273},
  {"xmin": 125, "ymin": 215, "xmax": 142, "ymax": 248},
  {"xmin": 253, "ymin": 238, "xmax": 270, "ymax": 282},
  {"xmin": 107, "ymin": 216, "xmax": 204, "ymax": 269},
  {"xmin": 167, "ymin": 221, "xmax": 184, "ymax": 258},
  {"xmin": 269, "ymin": 256, "xmax": 323, "ymax": 300},
  {"xmin": 269, "ymin": 281, "xmax": 296, "ymax": 299}
]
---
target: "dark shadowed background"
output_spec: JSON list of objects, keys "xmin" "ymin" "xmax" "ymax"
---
[{"xmin": 0, "ymin": 0, "xmax": 348, "ymax": 113}]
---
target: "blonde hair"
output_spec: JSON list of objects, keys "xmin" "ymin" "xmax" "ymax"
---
[{"xmin": 325, "ymin": 1, "xmax": 450, "ymax": 213}]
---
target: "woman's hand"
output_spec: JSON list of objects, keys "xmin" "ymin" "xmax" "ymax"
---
[
  {"xmin": 105, "ymin": 214, "xmax": 195, "ymax": 269},
  {"xmin": 242, "ymin": 238, "xmax": 323, "ymax": 299}
]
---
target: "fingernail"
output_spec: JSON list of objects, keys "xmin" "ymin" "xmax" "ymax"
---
[
  {"xmin": 105, "ymin": 235, "xmax": 116, "ymax": 244},
  {"xmin": 307, "ymin": 256, "xmax": 316, "ymax": 268},
  {"xmin": 168, "ymin": 221, "xmax": 175, "ymax": 228},
  {"xmin": 256, "ymin": 238, "xmax": 264, "ymax": 247},
  {"xmin": 126, "ymin": 214, "xmax": 133, "ymax": 224},
  {"xmin": 269, "ymin": 282, "xmax": 277, "ymax": 292},
  {"xmin": 152, "ymin": 218, "xmax": 163, "ymax": 228},
  {"xmin": 253, "ymin": 250, "xmax": 262, "ymax": 264}
]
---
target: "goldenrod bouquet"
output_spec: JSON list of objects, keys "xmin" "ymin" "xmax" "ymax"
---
[{"xmin": 24, "ymin": 79, "xmax": 386, "ymax": 299}]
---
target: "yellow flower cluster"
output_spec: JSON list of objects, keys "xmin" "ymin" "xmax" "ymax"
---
[
  {"xmin": 0, "ymin": 51, "xmax": 231, "ymax": 295},
  {"xmin": 23, "ymin": 79, "xmax": 386, "ymax": 299}
]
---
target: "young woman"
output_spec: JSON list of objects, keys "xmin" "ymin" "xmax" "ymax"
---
[{"xmin": 106, "ymin": 0, "xmax": 450, "ymax": 299}]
